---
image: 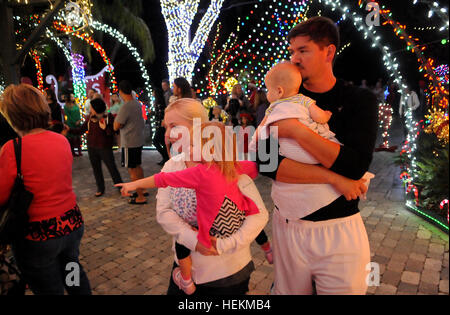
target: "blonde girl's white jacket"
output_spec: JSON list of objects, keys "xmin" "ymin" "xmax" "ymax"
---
[{"xmin": 155, "ymin": 153, "xmax": 269, "ymax": 285}]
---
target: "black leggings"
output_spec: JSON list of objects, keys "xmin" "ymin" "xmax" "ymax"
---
[{"xmin": 255, "ymin": 229, "xmax": 268, "ymax": 245}]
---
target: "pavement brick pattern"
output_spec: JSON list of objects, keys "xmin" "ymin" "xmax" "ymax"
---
[{"xmin": 62, "ymin": 123, "xmax": 449, "ymax": 295}]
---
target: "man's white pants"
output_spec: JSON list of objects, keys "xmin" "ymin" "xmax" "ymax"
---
[{"xmin": 271, "ymin": 209, "xmax": 371, "ymax": 295}]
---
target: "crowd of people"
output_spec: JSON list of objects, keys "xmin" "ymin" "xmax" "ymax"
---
[
  {"xmin": 359, "ymin": 77, "xmax": 429, "ymax": 122},
  {"xmin": 0, "ymin": 16, "xmax": 417, "ymax": 296}
]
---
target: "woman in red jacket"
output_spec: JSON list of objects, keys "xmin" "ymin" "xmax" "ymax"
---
[{"xmin": 0, "ymin": 84, "xmax": 91, "ymax": 295}]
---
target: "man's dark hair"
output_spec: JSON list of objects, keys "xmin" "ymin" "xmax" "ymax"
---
[
  {"xmin": 119, "ymin": 80, "xmax": 133, "ymax": 95},
  {"xmin": 287, "ymin": 16, "xmax": 340, "ymax": 51},
  {"xmin": 162, "ymin": 79, "xmax": 170, "ymax": 85},
  {"xmin": 173, "ymin": 77, "xmax": 192, "ymax": 98},
  {"xmin": 90, "ymin": 98, "xmax": 107, "ymax": 114}
]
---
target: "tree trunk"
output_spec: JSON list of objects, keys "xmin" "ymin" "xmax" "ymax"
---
[{"xmin": 0, "ymin": 2, "xmax": 20, "ymax": 85}]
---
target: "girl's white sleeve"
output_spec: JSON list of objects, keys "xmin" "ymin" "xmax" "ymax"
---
[
  {"xmin": 216, "ymin": 174, "xmax": 269, "ymax": 255},
  {"xmin": 155, "ymin": 161, "xmax": 198, "ymax": 251}
]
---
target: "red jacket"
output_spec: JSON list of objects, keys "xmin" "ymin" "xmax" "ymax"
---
[{"xmin": 0, "ymin": 131, "xmax": 77, "ymax": 222}]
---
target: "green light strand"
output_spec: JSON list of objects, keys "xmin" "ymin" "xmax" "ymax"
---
[{"xmin": 405, "ymin": 201, "xmax": 449, "ymax": 231}]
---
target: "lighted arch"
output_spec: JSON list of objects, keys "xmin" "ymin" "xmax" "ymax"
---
[
  {"xmin": 89, "ymin": 21, "xmax": 156, "ymax": 135},
  {"xmin": 52, "ymin": 20, "xmax": 118, "ymax": 93}
]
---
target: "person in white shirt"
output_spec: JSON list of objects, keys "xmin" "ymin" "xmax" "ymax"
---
[
  {"xmin": 156, "ymin": 98, "xmax": 269, "ymax": 295},
  {"xmin": 399, "ymin": 87, "xmax": 420, "ymax": 118},
  {"xmin": 83, "ymin": 88, "xmax": 96, "ymax": 117},
  {"xmin": 399, "ymin": 87, "xmax": 421, "ymax": 138}
]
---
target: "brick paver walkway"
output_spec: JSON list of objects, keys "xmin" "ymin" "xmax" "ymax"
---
[{"xmin": 70, "ymin": 121, "xmax": 448, "ymax": 295}]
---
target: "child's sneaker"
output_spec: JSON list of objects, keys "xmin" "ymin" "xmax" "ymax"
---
[{"xmin": 172, "ymin": 267, "xmax": 196, "ymax": 295}]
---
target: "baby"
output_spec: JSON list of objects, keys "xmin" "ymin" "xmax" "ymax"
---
[
  {"xmin": 265, "ymin": 62, "xmax": 332, "ymax": 127},
  {"xmin": 251, "ymin": 62, "xmax": 374, "ymax": 220}
]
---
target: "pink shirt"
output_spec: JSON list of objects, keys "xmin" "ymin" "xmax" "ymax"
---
[
  {"xmin": 154, "ymin": 161, "xmax": 259, "ymax": 248},
  {"xmin": 0, "ymin": 131, "xmax": 77, "ymax": 222}
]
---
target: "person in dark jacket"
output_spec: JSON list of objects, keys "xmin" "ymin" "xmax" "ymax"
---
[
  {"xmin": 66, "ymin": 98, "xmax": 123, "ymax": 197},
  {"xmin": 45, "ymin": 88, "xmax": 64, "ymax": 133}
]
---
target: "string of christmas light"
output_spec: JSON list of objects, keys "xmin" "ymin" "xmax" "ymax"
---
[
  {"xmin": 336, "ymin": 42, "xmax": 351, "ymax": 56},
  {"xmin": 30, "ymin": 49, "xmax": 44, "ymax": 91},
  {"xmin": 366, "ymin": 0, "xmax": 449, "ymax": 189},
  {"xmin": 414, "ymin": 26, "xmax": 439, "ymax": 30},
  {"xmin": 198, "ymin": 19, "xmax": 254, "ymax": 96},
  {"xmin": 196, "ymin": 3, "xmax": 344, "ymax": 99},
  {"xmin": 224, "ymin": 77, "xmax": 239, "ymax": 93},
  {"xmin": 70, "ymin": 51, "xmax": 87, "ymax": 111},
  {"xmin": 353, "ymin": 0, "xmax": 432, "ymax": 186},
  {"xmin": 193, "ymin": 0, "xmax": 310, "ymax": 97},
  {"xmin": 320, "ymin": 0, "xmax": 418, "ymax": 159},
  {"xmin": 90, "ymin": 21, "xmax": 153, "ymax": 105},
  {"xmin": 377, "ymin": 103, "xmax": 394, "ymax": 149},
  {"xmin": 412, "ymin": 0, "xmax": 449, "ymax": 31},
  {"xmin": 440, "ymin": 199, "xmax": 449, "ymax": 224},
  {"xmin": 161, "ymin": 0, "xmax": 225, "ymax": 83},
  {"xmin": 45, "ymin": 28, "xmax": 89, "ymax": 142},
  {"xmin": 52, "ymin": 20, "xmax": 117, "ymax": 93},
  {"xmin": 17, "ymin": 15, "xmax": 90, "ymax": 110},
  {"xmin": 45, "ymin": 28, "xmax": 76, "ymax": 72},
  {"xmin": 15, "ymin": 13, "xmax": 156, "ymax": 147},
  {"xmin": 54, "ymin": 15, "xmax": 156, "ymax": 138},
  {"xmin": 24, "ymin": 14, "xmax": 148, "ymax": 101},
  {"xmin": 0, "ymin": 76, "xmax": 5, "ymax": 96},
  {"xmin": 434, "ymin": 64, "xmax": 449, "ymax": 84},
  {"xmin": 202, "ymin": 97, "xmax": 218, "ymax": 110},
  {"xmin": 362, "ymin": 0, "xmax": 447, "ymax": 98},
  {"xmin": 424, "ymin": 89, "xmax": 449, "ymax": 144},
  {"xmin": 60, "ymin": 0, "xmax": 93, "ymax": 33}
]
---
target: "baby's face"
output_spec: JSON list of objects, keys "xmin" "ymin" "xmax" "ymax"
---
[
  {"xmin": 265, "ymin": 63, "xmax": 302, "ymax": 103},
  {"xmin": 265, "ymin": 79, "xmax": 281, "ymax": 103}
]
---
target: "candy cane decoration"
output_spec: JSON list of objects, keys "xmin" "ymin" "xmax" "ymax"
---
[
  {"xmin": 406, "ymin": 183, "xmax": 419, "ymax": 206},
  {"xmin": 440, "ymin": 199, "xmax": 449, "ymax": 224}
]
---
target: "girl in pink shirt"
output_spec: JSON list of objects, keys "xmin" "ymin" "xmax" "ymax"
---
[{"xmin": 117, "ymin": 122, "xmax": 262, "ymax": 294}]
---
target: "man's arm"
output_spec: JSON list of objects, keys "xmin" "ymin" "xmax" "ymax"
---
[
  {"xmin": 271, "ymin": 118, "xmax": 340, "ymax": 168},
  {"xmin": 113, "ymin": 121, "xmax": 123, "ymax": 131},
  {"xmin": 255, "ymin": 136, "xmax": 367, "ymax": 200},
  {"xmin": 271, "ymin": 89, "xmax": 378, "ymax": 180},
  {"xmin": 275, "ymin": 158, "xmax": 367, "ymax": 201}
]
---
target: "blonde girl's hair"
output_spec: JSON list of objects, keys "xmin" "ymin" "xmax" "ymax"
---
[
  {"xmin": 165, "ymin": 98, "xmax": 208, "ymax": 123},
  {"xmin": 199, "ymin": 121, "xmax": 240, "ymax": 182},
  {"xmin": 0, "ymin": 83, "xmax": 50, "ymax": 132}
]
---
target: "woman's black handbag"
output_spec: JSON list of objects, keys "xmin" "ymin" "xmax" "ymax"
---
[{"xmin": 0, "ymin": 137, "xmax": 33, "ymax": 246}]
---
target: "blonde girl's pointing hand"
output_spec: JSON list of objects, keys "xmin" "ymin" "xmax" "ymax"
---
[{"xmin": 115, "ymin": 182, "xmax": 137, "ymax": 197}]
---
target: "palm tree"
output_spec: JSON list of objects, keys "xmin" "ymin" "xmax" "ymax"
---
[{"xmin": 91, "ymin": 0, "xmax": 155, "ymax": 65}]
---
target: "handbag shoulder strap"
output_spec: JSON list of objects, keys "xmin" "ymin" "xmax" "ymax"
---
[{"xmin": 12, "ymin": 137, "xmax": 22, "ymax": 179}]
